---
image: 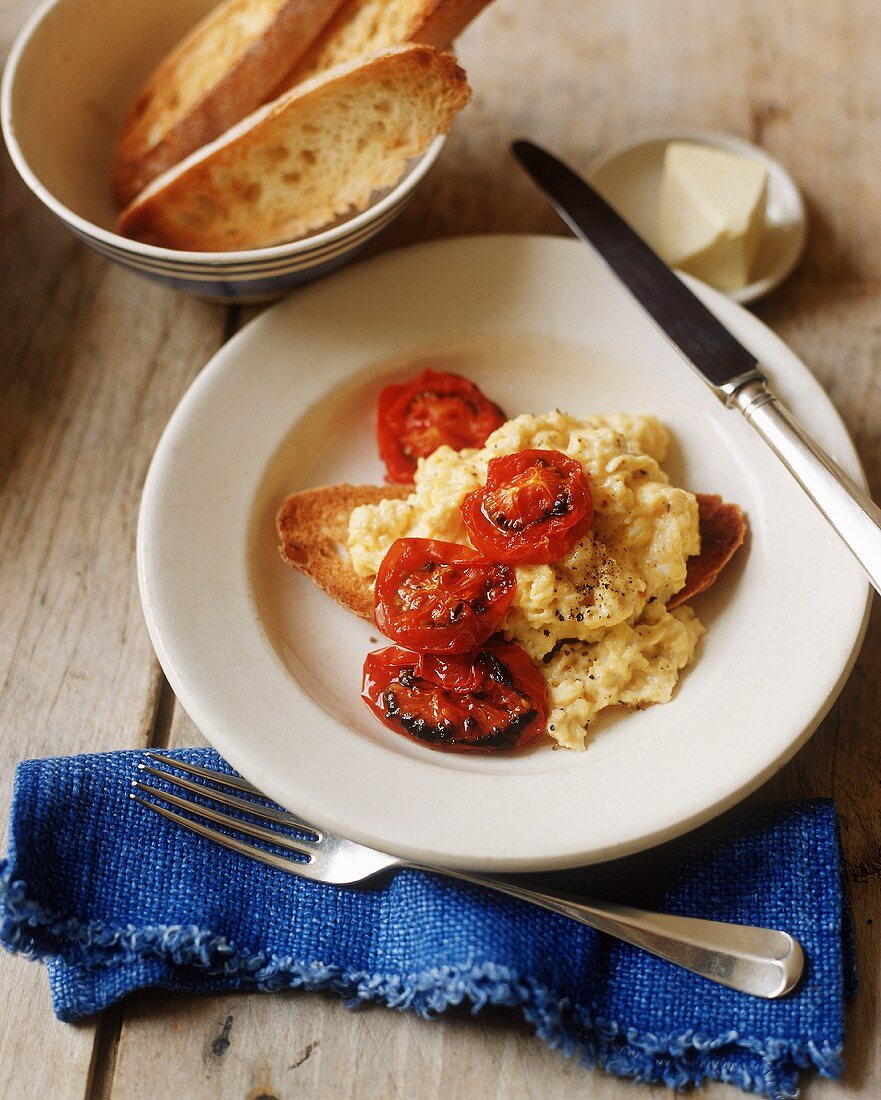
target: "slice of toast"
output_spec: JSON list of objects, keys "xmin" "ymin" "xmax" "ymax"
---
[
  {"xmin": 278, "ymin": 0, "xmax": 496, "ymax": 90},
  {"xmin": 276, "ymin": 486, "xmax": 747, "ymax": 622},
  {"xmin": 116, "ymin": 45, "xmax": 471, "ymax": 251},
  {"xmin": 114, "ymin": 0, "xmax": 347, "ymax": 207},
  {"xmin": 277, "ymin": 483, "xmax": 410, "ymax": 619}
]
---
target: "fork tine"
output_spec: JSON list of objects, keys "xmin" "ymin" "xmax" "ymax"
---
[
  {"xmin": 133, "ymin": 782, "xmax": 316, "ymax": 860},
  {"xmin": 138, "ymin": 764, "xmax": 320, "ymax": 836},
  {"xmin": 132, "ymin": 795, "xmax": 320, "ymax": 876},
  {"xmin": 147, "ymin": 753, "xmax": 261, "ymax": 795}
]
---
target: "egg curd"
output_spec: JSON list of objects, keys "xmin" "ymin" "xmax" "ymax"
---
[{"xmin": 348, "ymin": 411, "xmax": 704, "ymax": 751}]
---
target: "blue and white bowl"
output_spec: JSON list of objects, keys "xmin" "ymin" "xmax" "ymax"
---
[{"xmin": 1, "ymin": 0, "xmax": 447, "ymax": 302}]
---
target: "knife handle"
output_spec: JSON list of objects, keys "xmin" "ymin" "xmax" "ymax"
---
[{"xmin": 730, "ymin": 378, "xmax": 881, "ymax": 595}]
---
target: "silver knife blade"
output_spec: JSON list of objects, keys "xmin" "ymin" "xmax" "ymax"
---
[{"xmin": 511, "ymin": 139, "xmax": 760, "ymax": 393}]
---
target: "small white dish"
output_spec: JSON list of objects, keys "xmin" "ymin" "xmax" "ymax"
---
[
  {"xmin": 1, "ymin": 0, "xmax": 446, "ymax": 302},
  {"xmin": 137, "ymin": 235, "xmax": 869, "ymax": 871},
  {"xmin": 588, "ymin": 128, "xmax": 808, "ymax": 305}
]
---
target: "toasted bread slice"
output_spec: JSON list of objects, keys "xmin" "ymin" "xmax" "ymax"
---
[
  {"xmin": 116, "ymin": 45, "xmax": 471, "ymax": 251},
  {"xmin": 277, "ymin": 484, "xmax": 747, "ymax": 623},
  {"xmin": 114, "ymin": 0, "xmax": 347, "ymax": 207},
  {"xmin": 277, "ymin": 483, "xmax": 409, "ymax": 619},
  {"xmin": 279, "ymin": 0, "xmax": 496, "ymax": 90},
  {"xmin": 667, "ymin": 494, "xmax": 747, "ymax": 609}
]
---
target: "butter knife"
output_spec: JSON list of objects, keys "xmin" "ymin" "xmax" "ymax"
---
[{"xmin": 512, "ymin": 139, "xmax": 881, "ymax": 597}]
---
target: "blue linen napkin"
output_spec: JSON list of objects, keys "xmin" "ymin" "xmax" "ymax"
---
[{"xmin": 0, "ymin": 748, "xmax": 852, "ymax": 1099}]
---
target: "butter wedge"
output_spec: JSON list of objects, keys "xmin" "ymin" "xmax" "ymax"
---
[{"xmin": 658, "ymin": 142, "xmax": 767, "ymax": 290}]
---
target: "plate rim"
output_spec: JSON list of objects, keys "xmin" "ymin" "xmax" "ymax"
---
[{"xmin": 137, "ymin": 233, "xmax": 870, "ymax": 870}]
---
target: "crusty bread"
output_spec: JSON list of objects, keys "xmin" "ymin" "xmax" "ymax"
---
[
  {"xmin": 114, "ymin": 0, "xmax": 347, "ymax": 207},
  {"xmin": 279, "ymin": 0, "xmax": 496, "ymax": 90},
  {"xmin": 276, "ymin": 483, "xmax": 409, "ymax": 620},
  {"xmin": 277, "ymin": 485, "xmax": 747, "ymax": 623},
  {"xmin": 116, "ymin": 45, "xmax": 471, "ymax": 251}
]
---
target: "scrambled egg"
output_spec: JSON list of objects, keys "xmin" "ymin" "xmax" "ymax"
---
[{"xmin": 348, "ymin": 411, "xmax": 704, "ymax": 751}]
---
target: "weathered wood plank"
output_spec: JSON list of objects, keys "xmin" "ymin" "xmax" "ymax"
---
[
  {"xmin": 0, "ymin": 230, "xmax": 226, "ymax": 1100},
  {"xmin": 0, "ymin": 0, "xmax": 229, "ymax": 1086}
]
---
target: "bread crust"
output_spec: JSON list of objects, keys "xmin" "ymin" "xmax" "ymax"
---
[
  {"xmin": 116, "ymin": 45, "xmax": 471, "ymax": 251},
  {"xmin": 280, "ymin": 0, "xmax": 496, "ymax": 90},
  {"xmin": 410, "ymin": 0, "xmax": 498, "ymax": 48},
  {"xmin": 114, "ymin": 0, "xmax": 346, "ymax": 207}
]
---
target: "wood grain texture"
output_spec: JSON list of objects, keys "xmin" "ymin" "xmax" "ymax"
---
[
  {"xmin": 0, "ymin": 218, "xmax": 225, "ymax": 1097},
  {"xmin": 0, "ymin": 2, "xmax": 228, "ymax": 1091},
  {"xmin": 2, "ymin": 0, "xmax": 881, "ymax": 1097}
]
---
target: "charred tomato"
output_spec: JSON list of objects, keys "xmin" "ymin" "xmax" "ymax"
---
[
  {"xmin": 374, "ymin": 538, "xmax": 516, "ymax": 653},
  {"xmin": 377, "ymin": 368, "xmax": 506, "ymax": 484},
  {"xmin": 361, "ymin": 640, "xmax": 548, "ymax": 752},
  {"xmin": 461, "ymin": 448, "xmax": 593, "ymax": 564}
]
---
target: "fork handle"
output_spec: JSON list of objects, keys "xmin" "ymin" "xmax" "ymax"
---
[{"xmin": 435, "ymin": 869, "xmax": 803, "ymax": 999}]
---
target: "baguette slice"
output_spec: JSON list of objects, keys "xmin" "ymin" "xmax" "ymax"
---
[
  {"xmin": 279, "ymin": 0, "xmax": 497, "ymax": 90},
  {"xmin": 277, "ymin": 483, "xmax": 410, "ymax": 620},
  {"xmin": 276, "ymin": 486, "xmax": 747, "ymax": 623},
  {"xmin": 114, "ymin": 0, "xmax": 347, "ymax": 207},
  {"xmin": 116, "ymin": 45, "xmax": 471, "ymax": 251}
]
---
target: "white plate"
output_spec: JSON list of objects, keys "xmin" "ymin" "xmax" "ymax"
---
[
  {"xmin": 138, "ymin": 235, "xmax": 869, "ymax": 871},
  {"xmin": 589, "ymin": 128, "xmax": 808, "ymax": 304}
]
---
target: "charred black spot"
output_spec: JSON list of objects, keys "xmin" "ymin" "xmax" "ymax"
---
[
  {"xmin": 549, "ymin": 489, "xmax": 571, "ymax": 517},
  {"xmin": 437, "ymin": 721, "xmax": 457, "ymax": 742},
  {"xmin": 468, "ymin": 708, "xmax": 538, "ymax": 750},
  {"xmin": 210, "ymin": 1015, "xmax": 233, "ymax": 1057},
  {"xmin": 489, "ymin": 488, "xmax": 571, "ymax": 533},
  {"xmin": 398, "ymin": 711, "xmax": 456, "ymax": 744},
  {"xmin": 482, "ymin": 652, "xmax": 514, "ymax": 688},
  {"xmin": 398, "ymin": 711, "xmax": 426, "ymax": 737}
]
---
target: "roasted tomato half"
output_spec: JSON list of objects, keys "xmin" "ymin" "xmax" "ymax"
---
[
  {"xmin": 374, "ymin": 538, "xmax": 516, "ymax": 653},
  {"xmin": 461, "ymin": 449, "xmax": 594, "ymax": 564},
  {"xmin": 361, "ymin": 640, "xmax": 548, "ymax": 752},
  {"xmin": 377, "ymin": 369, "xmax": 506, "ymax": 484}
]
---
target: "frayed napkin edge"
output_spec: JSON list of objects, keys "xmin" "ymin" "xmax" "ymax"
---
[{"xmin": 1, "ymin": 861, "xmax": 841, "ymax": 1100}]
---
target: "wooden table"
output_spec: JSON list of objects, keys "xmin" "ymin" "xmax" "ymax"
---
[{"xmin": 3, "ymin": 1, "xmax": 880, "ymax": 1096}]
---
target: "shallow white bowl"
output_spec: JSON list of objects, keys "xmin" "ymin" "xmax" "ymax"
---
[
  {"xmin": 137, "ymin": 236, "xmax": 869, "ymax": 871},
  {"xmin": 589, "ymin": 128, "xmax": 808, "ymax": 305},
  {"xmin": 1, "ymin": 0, "xmax": 446, "ymax": 302}
]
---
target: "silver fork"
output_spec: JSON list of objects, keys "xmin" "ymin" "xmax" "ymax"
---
[{"xmin": 132, "ymin": 753, "xmax": 804, "ymax": 999}]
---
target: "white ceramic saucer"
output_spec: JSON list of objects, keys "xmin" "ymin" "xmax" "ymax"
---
[
  {"xmin": 137, "ymin": 235, "xmax": 868, "ymax": 871},
  {"xmin": 589, "ymin": 128, "xmax": 808, "ymax": 304}
]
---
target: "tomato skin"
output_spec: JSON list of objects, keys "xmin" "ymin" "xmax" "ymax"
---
[
  {"xmin": 374, "ymin": 538, "xmax": 516, "ymax": 653},
  {"xmin": 461, "ymin": 449, "xmax": 594, "ymax": 564},
  {"xmin": 377, "ymin": 369, "xmax": 506, "ymax": 484},
  {"xmin": 361, "ymin": 640, "xmax": 548, "ymax": 753}
]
